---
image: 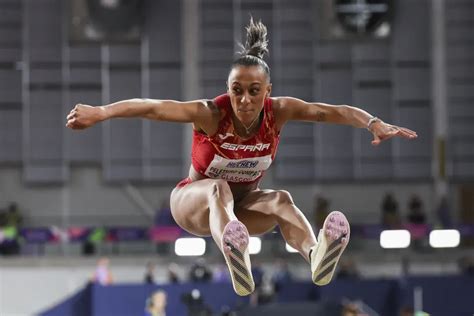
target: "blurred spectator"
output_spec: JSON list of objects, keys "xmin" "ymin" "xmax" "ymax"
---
[
  {"xmin": 144, "ymin": 290, "xmax": 167, "ymax": 316},
  {"xmin": 181, "ymin": 289, "xmax": 212, "ymax": 316},
  {"xmin": 92, "ymin": 257, "xmax": 113, "ymax": 285},
  {"xmin": 336, "ymin": 257, "xmax": 359, "ymax": 280},
  {"xmin": 153, "ymin": 200, "xmax": 176, "ymax": 255},
  {"xmin": 436, "ymin": 196, "xmax": 452, "ymax": 228},
  {"xmin": 399, "ymin": 306, "xmax": 414, "ymax": 316},
  {"xmin": 0, "ymin": 210, "xmax": 6, "ymax": 227},
  {"xmin": 250, "ymin": 263, "xmax": 275, "ymax": 306},
  {"xmin": 381, "ymin": 192, "xmax": 401, "ymax": 228},
  {"xmin": 458, "ymin": 256, "xmax": 474, "ymax": 276},
  {"xmin": 154, "ymin": 199, "xmax": 175, "ymax": 227},
  {"xmin": 189, "ymin": 258, "xmax": 212, "ymax": 283},
  {"xmin": 258, "ymin": 274, "xmax": 277, "ymax": 305},
  {"xmin": 406, "ymin": 195, "xmax": 428, "ymax": 249},
  {"xmin": 407, "ymin": 195, "xmax": 426, "ymax": 225},
  {"xmin": 0, "ymin": 206, "xmax": 20, "ymax": 256},
  {"xmin": 144, "ymin": 261, "xmax": 156, "ymax": 284},
  {"xmin": 251, "ymin": 261, "xmax": 264, "ymax": 289},
  {"xmin": 314, "ymin": 195, "xmax": 330, "ymax": 230},
  {"xmin": 167, "ymin": 263, "xmax": 180, "ymax": 284},
  {"xmin": 6, "ymin": 203, "xmax": 23, "ymax": 228},
  {"xmin": 249, "ymin": 261, "xmax": 265, "ymax": 306},
  {"xmin": 272, "ymin": 259, "xmax": 292, "ymax": 293},
  {"xmin": 82, "ymin": 227, "xmax": 106, "ymax": 256},
  {"xmin": 213, "ymin": 262, "xmax": 230, "ymax": 283},
  {"xmin": 341, "ymin": 302, "xmax": 363, "ymax": 316}
]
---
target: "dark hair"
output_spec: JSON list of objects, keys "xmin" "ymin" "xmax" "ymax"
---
[{"xmin": 232, "ymin": 17, "xmax": 270, "ymax": 79}]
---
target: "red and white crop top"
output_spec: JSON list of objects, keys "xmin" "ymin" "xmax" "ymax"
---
[{"xmin": 191, "ymin": 94, "xmax": 280, "ymax": 184}]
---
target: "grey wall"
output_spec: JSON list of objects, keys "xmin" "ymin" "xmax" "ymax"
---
[
  {"xmin": 0, "ymin": 0, "xmax": 185, "ymax": 184},
  {"xmin": 445, "ymin": 0, "xmax": 474, "ymax": 179},
  {"xmin": 200, "ymin": 0, "xmax": 435, "ymax": 181},
  {"xmin": 0, "ymin": 0, "xmax": 472, "ymax": 225}
]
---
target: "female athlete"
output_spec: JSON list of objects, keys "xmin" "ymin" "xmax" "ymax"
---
[{"xmin": 66, "ymin": 19, "xmax": 417, "ymax": 296}]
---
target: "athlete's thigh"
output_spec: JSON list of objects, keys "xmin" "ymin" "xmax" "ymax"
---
[
  {"xmin": 170, "ymin": 179, "xmax": 219, "ymax": 236},
  {"xmin": 234, "ymin": 189, "xmax": 280, "ymax": 235}
]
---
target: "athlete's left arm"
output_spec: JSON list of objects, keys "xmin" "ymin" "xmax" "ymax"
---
[{"xmin": 273, "ymin": 96, "xmax": 417, "ymax": 146}]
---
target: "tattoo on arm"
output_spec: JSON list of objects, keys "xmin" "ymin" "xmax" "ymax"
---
[{"xmin": 315, "ymin": 111, "xmax": 326, "ymax": 122}]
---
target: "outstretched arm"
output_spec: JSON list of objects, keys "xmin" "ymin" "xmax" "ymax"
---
[
  {"xmin": 66, "ymin": 98, "xmax": 215, "ymax": 132},
  {"xmin": 273, "ymin": 96, "xmax": 417, "ymax": 146}
]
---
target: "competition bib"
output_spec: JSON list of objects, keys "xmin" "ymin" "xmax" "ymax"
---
[{"xmin": 204, "ymin": 154, "xmax": 273, "ymax": 182}]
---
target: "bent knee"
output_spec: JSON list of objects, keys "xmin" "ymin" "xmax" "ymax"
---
[
  {"xmin": 274, "ymin": 190, "xmax": 294, "ymax": 206},
  {"xmin": 208, "ymin": 179, "xmax": 232, "ymax": 199},
  {"xmin": 169, "ymin": 205, "xmax": 211, "ymax": 236}
]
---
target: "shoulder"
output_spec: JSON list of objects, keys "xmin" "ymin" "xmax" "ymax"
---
[
  {"xmin": 193, "ymin": 96, "xmax": 226, "ymax": 135},
  {"xmin": 202, "ymin": 99, "xmax": 220, "ymax": 115},
  {"xmin": 213, "ymin": 93, "xmax": 230, "ymax": 106},
  {"xmin": 269, "ymin": 97, "xmax": 299, "ymax": 128},
  {"xmin": 271, "ymin": 96, "xmax": 305, "ymax": 110}
]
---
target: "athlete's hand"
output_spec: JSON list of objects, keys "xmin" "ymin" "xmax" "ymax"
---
[
  {"xmin": 369, "ymin": 120, "xmax": 417, "ymax": 146},
  {"xmin": 66, "ymin": 104, "xmax": 106, "ymax": 130}
]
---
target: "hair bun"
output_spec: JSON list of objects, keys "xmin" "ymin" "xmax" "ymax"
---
[{"xmin": 240, "ymin": 17, "xmax": 269, "ymax": 59}]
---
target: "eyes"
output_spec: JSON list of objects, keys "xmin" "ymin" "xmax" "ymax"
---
[{"xmin": 232, "ymin": 86, "xmax": 261, "ymax": 96}]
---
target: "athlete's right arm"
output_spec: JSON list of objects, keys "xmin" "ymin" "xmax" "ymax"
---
[{"xmin": 66, "ymin": 99, "xmax": 214, "ymax": 131}]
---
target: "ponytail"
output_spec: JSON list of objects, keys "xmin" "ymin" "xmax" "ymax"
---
[
  {"xmin": 232, "ymin": 17, "xmax": 270, "ymax": 79},
  {"xmin": 238, "ymin": 17, "xmax": 269, "ymax": 59}
]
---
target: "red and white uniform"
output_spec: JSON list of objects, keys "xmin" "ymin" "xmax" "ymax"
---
[{"xmin": 191, "ymin": 94, "xmax": 280, "ymax": 184}]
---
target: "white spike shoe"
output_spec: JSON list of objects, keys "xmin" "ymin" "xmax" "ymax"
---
[
  {"xmin": 310, "ymin": 211, "xmax": 350, "ymax": 286},
  {"xmin": 221, "ymin": 220, "xmax": 255, "ymax": 296}
]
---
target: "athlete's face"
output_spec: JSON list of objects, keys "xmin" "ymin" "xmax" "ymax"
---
[{"xmin": 227, "ymin": 65, "xmax": 272, "ymax": 127}]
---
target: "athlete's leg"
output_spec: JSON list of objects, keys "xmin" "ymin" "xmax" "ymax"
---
[
  {"xmin": 234, "ymin": 189, "xmax": 350, "ymax": 286},
  {"xmin": 170, "ymin": 179, "xmax": 236, "ymax": 247},
  {"xmin": 170, "ymin": 179, "xmax": 254, "ymax": 295},
  {"xmin": 234, "ymin": 189, "xmax": 316, "ymax": 262}
]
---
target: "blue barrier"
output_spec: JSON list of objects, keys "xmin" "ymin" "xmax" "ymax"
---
[
  {"xmin": 319, "ymin": 279, "xmax": 400, "ymax": 316},
  {"xmin": 399, "ymin": 275, "xmax": 474, "ymax": 316},
  {"xmin": 39, "ymin": 275, "xmax": 474, "ymax": 316},
  {"xmin": 40, "ymin": 283, "xmax": 91, "ymax": 316},
  {"xmin": 40, "ymin": 281, "xmax": 247, "ymax": 316}
]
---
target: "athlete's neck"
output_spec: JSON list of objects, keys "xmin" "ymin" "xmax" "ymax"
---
[{"xmin": 232, "ymin": 110, "xmax": 263, "ymax": 138}]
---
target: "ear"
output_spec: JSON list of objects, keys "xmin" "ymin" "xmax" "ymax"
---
[{"xmin": 266, "ymin": 83, "xmax": 272, "ymax": 97}]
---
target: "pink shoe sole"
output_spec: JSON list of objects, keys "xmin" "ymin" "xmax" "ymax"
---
[
  {"xmin": 221, "ymin": 220, "xmax": 255, "ymax": 296},
  {"xmin": 311, "ymin": 211, "xmax": 350, "ymax": 285}
]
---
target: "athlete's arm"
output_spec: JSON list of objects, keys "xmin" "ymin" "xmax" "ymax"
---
[
  {"xmin": 273, "ymin": 96, "xmax": 417, "ymax": 146},
  {"xmin": 66, "ymin": 99, "xmax": 215, "ymax": 133}
]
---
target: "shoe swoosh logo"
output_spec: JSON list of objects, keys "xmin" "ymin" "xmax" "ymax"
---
[{"xmin": 218, "ymin": 133, "xmax": 234, "ymax": 140}]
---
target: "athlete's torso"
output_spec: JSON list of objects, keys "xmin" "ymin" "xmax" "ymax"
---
[{"xmin": 191, "ymin": 94, "xmax": 280, "ymax": 185}]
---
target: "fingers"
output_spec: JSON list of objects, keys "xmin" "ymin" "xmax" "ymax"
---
[
  {"xmin": 399, "ymin": 127, "xmax": 417, "ymax": 138},
  {"xmin": 66, "ymin": 118, "xmax": 77, "ymax": 129},
  {"xmin": 66, "ymin": 104, "xmax": 85, "ymax": 129},
  {"xmin": 66, "ymin": 111, "xmax": 87, "ymax": 129},
  {"xmin": 66, "ymin": 119, "xmax": 86, "ymax": 130},
  {"xmin": 371, "ymin": 134, "xmax": 381, "ymax": 146},
  {"xmin": 66, "ymin": 110, "xmax": 76, "ymax": 121},
  {"xmin": 394, "ymin": 126, "xmax": 417, "ymax": 139},
  {"xmin": 372, "ymin": 127, "xmax": 397, "ymax": 146},
  {"xmin": 373, "ymin": 133, "xmax": 395, "ymax": 146},
  {"xmin": 66, "ymin": 111, "xmax": 79, "ymax": 128},
  {"xmin": 371, "ymin": 123, "xmax": 418, "ymax": 146}
]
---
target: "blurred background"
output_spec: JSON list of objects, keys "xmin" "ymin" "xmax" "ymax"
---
[{"xmin": 0, "ymin": 0, "xmax": 473, "ymax": 315}]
